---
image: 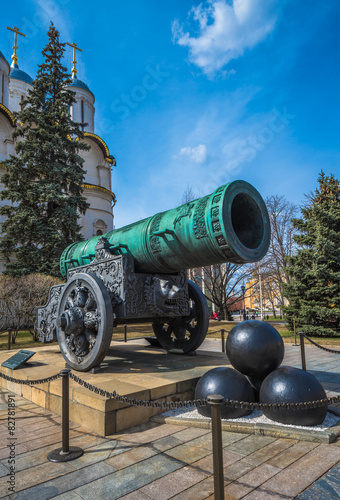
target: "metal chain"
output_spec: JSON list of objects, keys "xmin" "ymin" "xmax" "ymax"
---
[
  {"xmin": 69, "ymin": 372, "xmax": 340, "ymax": 412},
  {"xmin": 0, "ymin": 371, "xmax": 61, "ymax": 385},
  {"xmin": 300, "ymin": 332, "xmax": 340, "ymax": 354},
  {"xmin": 1, "ymin": 361, "xmax": 339, "ymax": 412},
  {"xmin": 69, "ymin": 373, "xmax": 206, "ymax": 409}
]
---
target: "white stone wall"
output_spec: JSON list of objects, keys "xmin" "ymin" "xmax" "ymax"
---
[
  {"xmin": 8, "ymin": 79, "xmax": 32, "ymax": 113},
  {"xmin": 0, "ymin": 58, "xmax": 10, "ymax": 108},
  {"xmin": 69, "ymin": 86, "xmax": 95, "ymax": 133},
  {"xmin": 80, "ymin": 186, "xmax": 114, "ymax": 239},
  {"xmin": 81, "ymin": 139, "xmax": 112, "ymax": 190},
  {"xmin": 0, "ymin": 113, "xmax": 15, "ymax": 275}
]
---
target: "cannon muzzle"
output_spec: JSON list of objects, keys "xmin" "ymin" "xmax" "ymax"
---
[{"xmin": 60, "ymin": 180, "xmax": 270, "ymax": 278}]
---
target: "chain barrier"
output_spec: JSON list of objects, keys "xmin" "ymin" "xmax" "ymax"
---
[
  {"xmin": 0, "ymin": 371, "xmax": 61, "ymax": 385},
  {"xmin": 1, "ymin": 346, "xmax": 340, "ymax": 413},
  {"xmin": 300, "ymin": 332, "xmax": 340, "ymax": 354},
  {"xmin": 69, "ymin": 372, "xmax": 340, "ymax": 412},
  {"xmin": 1, "ymin": 369, "xmax": 339, "ymax": 411},
  {"xmin": 69, "ymin": 372, "xmax": 206, "ymax": 410}
]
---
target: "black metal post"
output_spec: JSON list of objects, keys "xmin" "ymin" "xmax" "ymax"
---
[
  {"xmin": 207, "ymin": 394, "xmax": 225, "ymax": 500},
  {"xmin": 124, "ymin": 324, "xmax": 127, "ymax": 342},
  {"xmin": 293, "ymin": 318, "xmax": 298, "ymax": 346},
  {"xmin": 7, "ymin": 330, "xmax": 11, "ymax": 351},
  {"xmin": 299, "ymin": 332, "xmax": 306, "ymax": 371},
  {"xmin": 221, "ymin": 329, "xmax": 225, "ymax": 353},
  {"xmin": 61, "ymin": 369, "xmax": 70, "ymax": 453},
  {"xmin": 48, "ymin": 370, "xmax": 84, "ymax": 462}
]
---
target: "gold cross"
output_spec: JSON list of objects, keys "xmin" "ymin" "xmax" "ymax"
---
[
  {"xmin": 66, "ymin": 42, "xmax": 82, "ymax": 78},
  {"xmin": 6, "ymin": 26, "xmax": 26, "ymax": 67}
]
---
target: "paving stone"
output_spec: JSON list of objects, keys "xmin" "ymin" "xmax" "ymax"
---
[
  {"xmin": 311, "ymin": 467, "xmax": 340, "ymax": 498},
  {"xmin": 8, "ymin": 423, "xmax": 64, "ymax": 444},
  {"xmin": 188, "ymin": 430, "xmax": 248, "ymax": 452},
  {"xmin": 0, "ymin": 460, "xmax": 74, "ymax": 497},
  {"xmin": 191, "ymin": 449, "xmax": 243, "ymax": 475},
  {"xmin": 223, "ymin": 463, "xmax": 281, "ymax": 499},
  {"xmin": 170, "ymin": 476, "xmax": 215, "ymax": 500},
  {"xmin": 47, "ymin": 492, "xmax": 83, "ymax": 500},
  {"xmin": 119, "ymin": 491, "xmax": 152, "ymax": 500},
  {"xmin": 139, "ymin": 465, "xmax": 208, "ymax": 499},
  {"xmin": 151, "ymin": 434, "xmax": 183, "ymax": 452},
  {"xmin": 23, "ymin": 429, "xmax": 83, "ymax": 451},
  {"xmin": 171, "ymin": 427, "xmax": 211, "ymax": 442},
  {"xmin": 105, "ymin": 444, "xmax": 158, "ymax": 470},
  {"xmin": 244, "ymin": 438, "xmax": 298, "ymax": 466},
  {"xmin": 75, "ymin": 454, "xmax": 185, "ymax": 499},
  {"xmin": 0, "ymin": 444, "xmax": 28, "ymax": 460},
  {"xmin": 223, "ymin": 458, "xmax": 256, "ymax": 481},
  {"xmin": 242, "ymin": 487, "xmax": 294, "ymax": 499},
  {"xmin": 12, "ymin": 461, "xmax": 114, "ymax": 500},
  {"xmin": 66, "ymin": 440, "xmax": 121, "ymax": 469},
  {"xmin": 262, "ymin": 444, "xmax": 340, "ymax": 497},
  {"xmin": 227, "ymin": 434, "xmax": 276, "ymax": 456},
  {"xmin": 0, "ymin": 463, "xmax": 9, "ymax": 478},
  {"xmin": 165, "ymin": 443, "xmax": 211, "ymax": 464},
  {"xmin": 296, "ymin": 486, "xmax": 339, "ymax": 499},
  {"xmin": 116, "ymin": 423, "xmax": 187, "ymax": 445},
  {"xmin": 266, "ymin": 441, "xmax": 319, "ymax": 468}
]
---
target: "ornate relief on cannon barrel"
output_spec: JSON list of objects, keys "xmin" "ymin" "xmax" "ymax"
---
[
  {"xmin": 65, "ymin": 238, "xmax": 190, "ymax": 321},
  {"xmin": 67, "ymin": 238, "xmax": 130, "ymax": 317},
  {"xmin": 143, "ymin": 274, "xmax": 189, "ymax": 317}
]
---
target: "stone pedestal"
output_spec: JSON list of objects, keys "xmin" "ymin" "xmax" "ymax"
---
[{"xmin": 0, "ymin": 340, "xmax": 227, "ymax": 436}]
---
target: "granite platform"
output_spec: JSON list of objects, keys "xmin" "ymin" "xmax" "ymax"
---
[{"xmin": 0, "ymin": 339, "xmax": 229, "ymax": 436}]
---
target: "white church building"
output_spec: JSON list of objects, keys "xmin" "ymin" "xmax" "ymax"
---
[{"xmin": 0, "ymin": 30, "xmax": 116, "ymax": 274}]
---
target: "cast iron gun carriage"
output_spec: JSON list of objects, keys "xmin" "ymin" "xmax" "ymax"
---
[{"xmin": 37, "ymin": 180, "xmax": 270, "ymax": 371}]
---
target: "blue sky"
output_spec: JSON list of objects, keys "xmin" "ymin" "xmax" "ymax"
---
[{"xmin": 1, "ymin": 0, "xmax": 340, "ymax": 228}]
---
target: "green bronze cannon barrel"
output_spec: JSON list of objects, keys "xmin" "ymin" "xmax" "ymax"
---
[{"xmin": 60, "ymin": 180, "xmax": 270, "ymax": 278}]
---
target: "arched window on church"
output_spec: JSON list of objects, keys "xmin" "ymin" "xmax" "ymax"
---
[{"xmin": 93, "ymin": 219, "xmax": 107, "ymax": 236}]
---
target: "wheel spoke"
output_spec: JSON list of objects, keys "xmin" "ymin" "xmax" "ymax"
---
[{"xmin": 56, "ymin": 273, "xmax": 113, "ymax": 371}]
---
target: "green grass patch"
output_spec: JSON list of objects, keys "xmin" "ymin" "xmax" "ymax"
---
[{"xmin": 1, "ymin": 321, "xmax": 339, "ymax": 352}]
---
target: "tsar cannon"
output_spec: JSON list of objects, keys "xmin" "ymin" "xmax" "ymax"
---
[{"xmin": 37, "ymin": 180, "xmax": 271, "ymax": 371}]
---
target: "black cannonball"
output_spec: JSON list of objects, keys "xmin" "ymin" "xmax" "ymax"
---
[
  {"xmin": 260, "ymin": 366, "xmax": 328, "ymax": 426},
  {"xmin": 195, "ymin": 367, "xmax": 255, "ymax": 419},
  {"xmin": 245, "ymin": 375, "xmax": 263, "ymax": 402},
  {"xmin": 226, "ymin": 320, "xmax": 284, "ymax": 379}
]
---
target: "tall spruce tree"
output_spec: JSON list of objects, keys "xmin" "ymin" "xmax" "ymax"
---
[
  {"xmin": 0, "ymin": 24, "xmax": 89, "ymax": 277},
  {"xmin": 284, "ymin": 172, "xmax": 340, "ymax": 336}
]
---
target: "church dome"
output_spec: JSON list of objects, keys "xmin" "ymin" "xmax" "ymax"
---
[
  {"xmin": 0, "ymin": 50, "xmax": 9, "ymax": 67},
  {"xmin": 69, "ymin": 78, "xmax": 94, "ymax": 99},
  {"xmin": 10, "ymin": 66, "xmax": 33, "ymax": 84}
]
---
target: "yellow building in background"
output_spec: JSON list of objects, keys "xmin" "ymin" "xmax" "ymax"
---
[{"xmin": 244, "ymin": 274, "xmax": 288, "ymax": 317}]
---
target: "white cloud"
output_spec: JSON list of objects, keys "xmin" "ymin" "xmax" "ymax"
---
[
  {"xmin": 33, "ymin": 0, "xmax": 72, "ymax": 41},
  {"xmin": 176, "ymin": 144, "xmax": 208, "ymax": 163},
  {"xmin": 172, "ymin": 0, "xmax": 281, "ymax": 76}
]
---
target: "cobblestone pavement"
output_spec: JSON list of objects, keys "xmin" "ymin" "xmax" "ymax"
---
[{"xmin": 0, "ymin": 341, "xmax": 339, "ymax": 499}]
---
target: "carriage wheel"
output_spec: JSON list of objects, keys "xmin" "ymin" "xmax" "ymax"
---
[
  {"xmin": 56, "ymin": 273, "xmax": 113, "ymax": 371},
  {"xmin": 152, "ymin": 280, "xmax": 209, "ymax": 353}
]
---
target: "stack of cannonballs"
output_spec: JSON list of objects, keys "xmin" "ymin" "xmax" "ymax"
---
[{"xmin": 195, "ymin": 320, "xmax": 328, "ymax": 426}]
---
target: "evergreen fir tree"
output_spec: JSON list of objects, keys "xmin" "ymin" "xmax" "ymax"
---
[
  {"xmin": 0, "ymin": 23, "xmax": 89, "ymax": 277},
  {"xmin": 284, "ymin": 172, "xmax": 340, "ymax": 336}
]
